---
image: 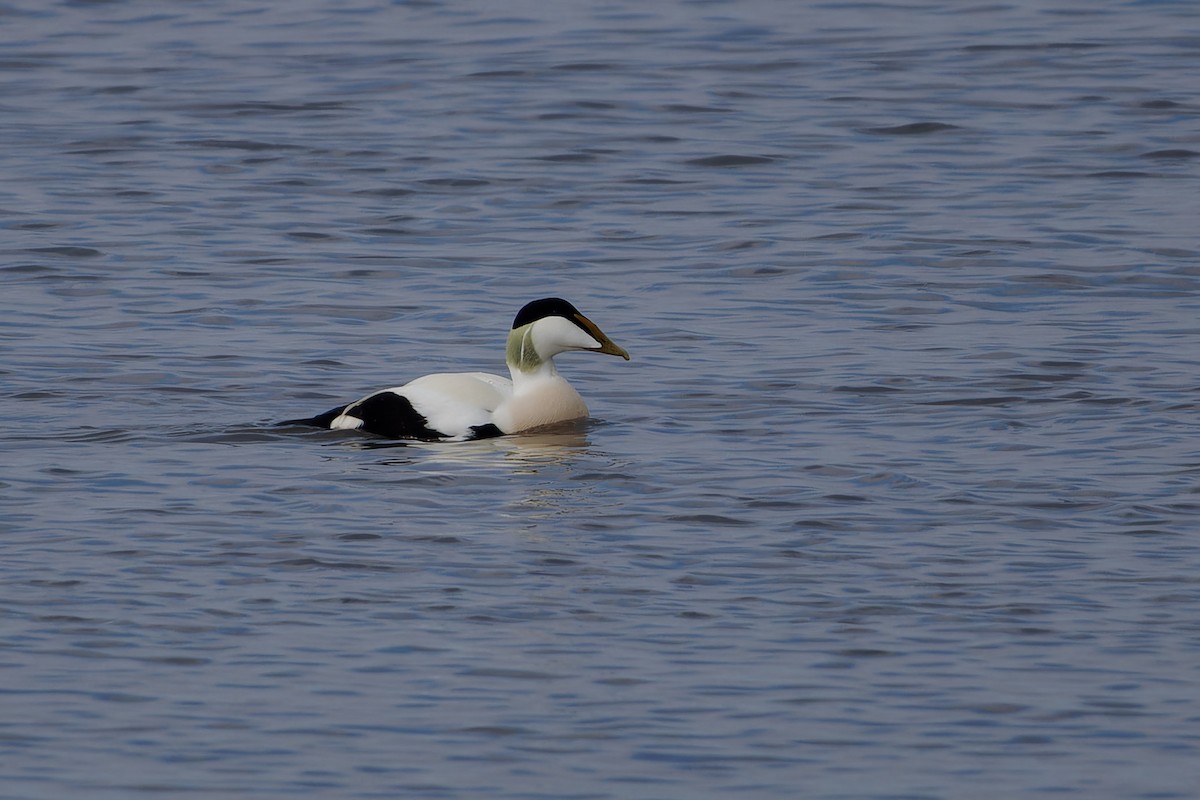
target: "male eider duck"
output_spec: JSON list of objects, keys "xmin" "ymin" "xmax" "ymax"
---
[{"xmin": 283, "ymin": 298, "xmax": 629, "ymax": 441}]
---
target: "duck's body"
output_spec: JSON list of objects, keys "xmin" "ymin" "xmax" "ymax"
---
[{"xmin": 284, "ymin": 298, "xmax": 629, "ymax": 441}]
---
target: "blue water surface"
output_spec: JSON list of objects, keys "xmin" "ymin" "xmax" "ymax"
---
[{"xmin": 2, "ymin": 1, "xmax": 1199, "ymax": 798}]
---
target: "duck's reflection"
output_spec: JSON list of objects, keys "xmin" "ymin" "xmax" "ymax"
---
[
  {"xmin": 333, "ymin": 420, "xmax": 633, "ymax": 536},
  {"xmin": 356, "ymin": 422, "xmax": 606, "ymax": 526},
  {"xmin": 353, "ymin": 419, "xmax": 594, "ymax": 471}
]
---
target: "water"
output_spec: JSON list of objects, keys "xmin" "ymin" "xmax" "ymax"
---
[{"xmin": 3, "ymin": 1, "xmax": 1200, "ymax": 797}]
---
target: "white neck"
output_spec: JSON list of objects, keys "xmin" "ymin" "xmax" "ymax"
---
[
  {"xmin": 507, "ymin": 324, "xmax": 555, "ymax": 387},
  {"xmin": 494, "ymin": 318, "xmax": 597, "ymax": 432}
]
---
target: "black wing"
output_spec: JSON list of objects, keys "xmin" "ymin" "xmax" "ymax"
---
[
  {"xmin": 282, "ymin": 392, "xmax": 505, "ymax": 441},
  {"xmin": 339, "ymin": 391, "xmax": 448, "ymax": 440}
]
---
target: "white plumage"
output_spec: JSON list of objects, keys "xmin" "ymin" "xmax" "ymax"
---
[{"xmin": 284, "ymin": 298, "xmax": 629, "ymax": 441}]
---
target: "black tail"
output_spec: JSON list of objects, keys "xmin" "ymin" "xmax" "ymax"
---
[{"xmin": 277, "ymin": 405, "xmax": 345, "ymax": 429}]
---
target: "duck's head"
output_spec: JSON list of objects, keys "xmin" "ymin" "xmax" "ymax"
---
[{"xmin": 507, "ymin": 298, "xmax": 630, "ymax": 373}]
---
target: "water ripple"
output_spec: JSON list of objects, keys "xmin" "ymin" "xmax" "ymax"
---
[{"xmin": 2, "ymin": 2, "xmax": 1199, "ymax": 799}]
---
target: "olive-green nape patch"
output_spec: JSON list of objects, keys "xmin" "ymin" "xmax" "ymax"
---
[{"xmin": 506, "ymin": 324, "xmax": 542, "ymax": 372}]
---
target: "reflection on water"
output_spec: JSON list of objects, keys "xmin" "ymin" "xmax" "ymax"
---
[
  {"xmin": 353, "ymin": 423, "xmax": 593, "ymax": 465},
  {"xmin": 338, "ymin": 425, "xmax": 611, "ymax": 528}
]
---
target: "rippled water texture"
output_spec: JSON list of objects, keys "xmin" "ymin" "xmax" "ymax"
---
[{"xmin": 3, "ymin": 1, "xmax": 1199, "ymax": 798}]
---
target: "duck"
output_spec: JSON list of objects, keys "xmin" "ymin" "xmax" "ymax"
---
[{"xmin": 282, "ymin": 298, "xmax": 630, "ymax": 441}]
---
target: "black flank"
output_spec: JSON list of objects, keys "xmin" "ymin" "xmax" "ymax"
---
[
  {"xmin": 345, "ymin": 391, "xmax": 447, "ymax": 440},
  {"xmin": 468, "ymin": 423, "xmax": 504, "ymax": 440}
]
